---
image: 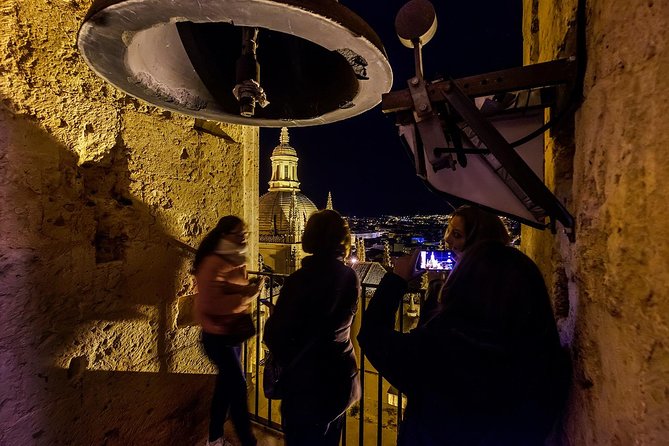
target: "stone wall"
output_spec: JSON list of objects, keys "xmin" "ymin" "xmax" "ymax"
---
[
  {"xmin": 0, "ymin": 1, "xmax": 259, "ymax": 444},
  {"xmin": 522, "ymin": 0, "xmax": 669, "ymax": 444}
]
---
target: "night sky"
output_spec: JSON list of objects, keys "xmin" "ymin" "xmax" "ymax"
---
[{"xmin": 259, "ymin": 1, "xmax": 522, "ymax": 217}]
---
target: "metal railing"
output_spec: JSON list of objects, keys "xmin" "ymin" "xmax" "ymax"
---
[{"xmin": 244, "ymin": 271, "xmax": 419, "ymax": 446}]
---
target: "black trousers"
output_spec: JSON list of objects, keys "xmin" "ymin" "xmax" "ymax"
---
[
  {"xmin": 201, "ymin": 332, "xmax": 256, "ymax": 446},
  {"xmin": 281, "ymin": 398, "xmax": 345, "ymax": 446}
]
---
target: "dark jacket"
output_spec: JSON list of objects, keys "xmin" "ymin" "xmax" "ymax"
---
[
  {"xmin": 418, "ymin": 276, "xmax": 445, "ymax": 327},
  {"xmin": 358, "ymin": 269, "xmax": 570, "ymax": 446},
  {"xmin": 263, "ymin": 255, "xmax": 361, "ymax": 422}
]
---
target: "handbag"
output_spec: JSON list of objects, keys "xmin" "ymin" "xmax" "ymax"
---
[
  {"xmin": 263, "ymin": 337, "xmax": 317, "ymax": 400},
  {"xmin": 225, "ymin": 313, "xmax": 256, "ymax": 344},
  {"xmin": 209, "ymin": 313, "xmax": 256, "ymax": 345},
  {"xmin": 262, "ymin": 351, "xmax": 283, "ymax": 399}
]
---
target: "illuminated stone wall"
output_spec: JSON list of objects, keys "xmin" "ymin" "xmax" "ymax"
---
[
  {"xmin": 522, "ymin": 0, "xmax": 669, "ymax": 444},
  {"xmin": 0, "ymin": 1, "xmax": 259, "ymax": 444}
]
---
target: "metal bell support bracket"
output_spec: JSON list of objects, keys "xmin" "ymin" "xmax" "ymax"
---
[{"xmin": 382, "ymin": 0, "xmax": 583, "ymax": 238}]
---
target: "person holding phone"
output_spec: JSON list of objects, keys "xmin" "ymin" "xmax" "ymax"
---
[
  {"xmin": 358, "ymin": 241, "xmax": 570, "ymax": 446},
  {"xmin": 419, "ymin": 205, "xmax": 511, "ymax": 325},
  {"xmin": 193, "ymin": 216, "xmax": 264, "ymax": 446},
  {"xmin": 443, "ymin": 205, "xmax": 511, "ymax": 261}
]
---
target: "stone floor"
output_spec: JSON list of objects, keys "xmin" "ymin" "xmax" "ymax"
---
[{"xmin": 211, "ymin": 420, "xmax": 284, "ymax": 446}]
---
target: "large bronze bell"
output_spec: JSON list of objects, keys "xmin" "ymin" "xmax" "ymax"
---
[{"xmin": 77, "ymin": 0, "xmax": 393, "ymax": 127}]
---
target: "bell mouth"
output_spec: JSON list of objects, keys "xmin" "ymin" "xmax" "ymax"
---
[{"xmin": 77, "ymin": 0, "xmax": 393, "ymax": 127}]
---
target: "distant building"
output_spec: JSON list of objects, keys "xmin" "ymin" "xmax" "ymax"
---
[
  {"xmin": 350, "ymin": 261, "xmax": 388, "ymax": 290},
  {"xmin": 326, "ymin": 191, "xmax": 334, "ymax": 210},
  {"xmin": 258, "ymin": 128, "xmax": 318, "ymax": 274},
  {"xmin": 352, "ymin": 231, "xmax": 384, "ymax": 239}
]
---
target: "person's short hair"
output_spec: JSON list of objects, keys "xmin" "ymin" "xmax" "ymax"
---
[
  {"xmin": 451, "ymin": 205, "xmax": 511, "ymax": 248},
  {"xmin": 302, "ymin": 210, "xmax": 351, "ymax": 258}
]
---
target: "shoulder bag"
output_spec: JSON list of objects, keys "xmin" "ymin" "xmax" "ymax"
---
[{"xmin": 262, "ymin": 338, "xmax": 317, "ymax": 400}]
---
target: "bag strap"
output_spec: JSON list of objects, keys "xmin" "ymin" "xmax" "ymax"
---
[{"xmin": 277, "ymin": 335, "xmax": 318, "ymax": 375}]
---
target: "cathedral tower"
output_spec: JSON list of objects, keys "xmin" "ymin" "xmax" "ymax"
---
[{"xmin": 258, "ymin": 128, "xmax": 318, "ymax": 273}]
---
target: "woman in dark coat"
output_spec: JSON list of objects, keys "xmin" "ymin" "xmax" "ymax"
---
[
  {"xmin": 263, "ymin": 209, "xmax": 361, "ymax": 446},
  {"xmin": 359, "ymin": 241, "xmax": 570, "ymax": 446},
  {"xmin": 420, "ymin": 205, "xmax": 512, "ymax": 327}
]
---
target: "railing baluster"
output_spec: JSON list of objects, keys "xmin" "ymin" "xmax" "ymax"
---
[
  {"xmin": 359, "ymin": 286, "xmax": 366, "ymax": 446},
  {"xmin": 243, "ymin": 317, "xmax": 250, "ymax": 414},
  {"xmin": 341, "ymin": 409, "xmax": 347, "ymax": 446},
  {"xmin": 397, "ymin": 298, "xmax": 404, "ymax": 445},
  {"xmin": 377, "ymin": 370, "xmax": 383, "ymax": 446},
  {"xmin": 254, "ymin": 280, "xmax": 261, "ymax": 418},
  {"xmin": 267, "ymin": 275, "xmax": 276, "ymax": 426}
]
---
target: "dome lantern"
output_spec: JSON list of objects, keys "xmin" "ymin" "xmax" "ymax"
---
[
  {"xmin": 259, "ymin": 127, "xmax": 317, "ymax": 240},
  {"xmin": 269, "ymin": 127, "xmax": 300, "ymax": 191}
]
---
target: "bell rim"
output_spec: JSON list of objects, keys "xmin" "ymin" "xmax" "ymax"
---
[{"xmin": 77, "ymin": 0, "xmax": 393, "ymax": 127}]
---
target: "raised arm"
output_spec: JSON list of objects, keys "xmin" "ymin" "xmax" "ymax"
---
[
  {"xmin": 358, "ymin": 271, "xmax": 435, "ymax": 395},
  {"xmin": 195, "ymin": 256, "xmax": 263, "ymax": 315}
]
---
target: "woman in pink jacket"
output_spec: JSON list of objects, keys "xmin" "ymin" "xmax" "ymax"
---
[{"xmin": 193, "ymin": 216, "xmax": 264, "ymax": 446}]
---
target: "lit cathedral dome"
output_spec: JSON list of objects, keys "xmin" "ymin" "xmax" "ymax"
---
[{"xmin": 259, "ymin": 128, "xmax": 317, "ymax": 240}]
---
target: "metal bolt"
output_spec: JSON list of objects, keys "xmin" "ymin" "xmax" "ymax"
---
[
  {"xmin": 410, "ymin": 78, "xmax": 419, "ymax": 86},
  {"xmin": 419, "ymin": 104, "xmax": 428, "ymax": 111}
]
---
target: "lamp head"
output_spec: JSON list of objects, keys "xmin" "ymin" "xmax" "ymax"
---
[{"xmin": 395, "ymin": 0, "xmax": 437, "ymax": 49}]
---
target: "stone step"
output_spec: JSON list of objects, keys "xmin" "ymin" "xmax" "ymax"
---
[{"xmin": 202, "ymin": 420, "xmax": 284, "ymax": 446}]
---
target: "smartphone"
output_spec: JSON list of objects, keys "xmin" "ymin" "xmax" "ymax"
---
[{"xmin": 417, "ymin": 249, "xmax": 456, "ymax": 271}]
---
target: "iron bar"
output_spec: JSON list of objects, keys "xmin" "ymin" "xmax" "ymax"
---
[
  {"xmin": 359, "ymin": 286, "xmax": 367, "ymax": 446},
  {"xmin": 381, "ymin": 58, "xmax": 576, "ymax": 113}
]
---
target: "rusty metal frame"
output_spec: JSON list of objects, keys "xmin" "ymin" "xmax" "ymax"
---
[
  {"xmin": 381, "ymin": 58, "xmax": 577, "ymax": 233},
  {"xmin": 382, "ymin": 58, "xmax": 576, "ymax": 113}
]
